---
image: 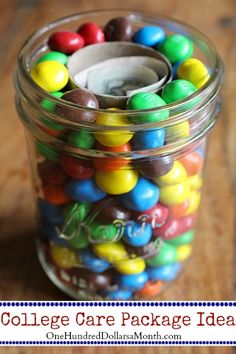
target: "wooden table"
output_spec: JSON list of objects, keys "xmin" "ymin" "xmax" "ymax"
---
[{"xmin": 0, "ymin": 0, "xmax": 235, "ymax": 352}]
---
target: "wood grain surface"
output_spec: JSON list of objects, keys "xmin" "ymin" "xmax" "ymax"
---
[{"xmin": 0, "ymin": 0, "xmax": 235, "ymax": 353}]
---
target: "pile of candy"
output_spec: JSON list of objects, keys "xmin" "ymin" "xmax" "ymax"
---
[{"xmin": 30, "ymin": 16, "xmax": 208, "ymax": 299}]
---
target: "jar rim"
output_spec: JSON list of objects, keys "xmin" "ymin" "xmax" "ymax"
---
[{"xmin": 17, "ymin": 9, "xmax": 223, "ymax": 122}]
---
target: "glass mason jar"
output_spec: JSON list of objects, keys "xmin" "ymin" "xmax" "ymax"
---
[{"xmin": 14, "ymin": 10, "xmax": 223, "ymax": 300}]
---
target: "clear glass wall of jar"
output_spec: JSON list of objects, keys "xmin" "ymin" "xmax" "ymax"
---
[{"xmin": 14, "ymin": 10, "xmax": 223, "ymax": 300}]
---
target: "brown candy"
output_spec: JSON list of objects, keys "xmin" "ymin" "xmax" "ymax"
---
[
  {"xmin": 94, "ymin": 198, "xmax": 131, "ymax": 223},
  {"xmin": 55, "ymin": 88, "xmax": 99, "ymax": 123},
  {"xmin": 104, "ymin": 17, "xmax": 132, "ymax": 42},
  {"xmin": 70, "ymin": 268, "xmax": 114, "ymax": 291},
  {"xmin": 135, "ymin": 155, "xmax": 174, "ymax": 178}
]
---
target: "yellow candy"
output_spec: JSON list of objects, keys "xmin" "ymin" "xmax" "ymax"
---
[
  {"xmin": 166, "ymin": 121, "xmax": 190, "ymax": 139},
  {"xmin": 176, "ymin": 244, "xmax": 192, "ymax": 262},
  {"xmin": 185, "ymin": 191, "xmax": 201, "ymax": 215},
  {"xmin": 187, "ymin": 174, "xmax": 203, "ymax": 190},
  {"xmin": 95, "ymin": 108, "xmax": 133, "ymax": 147},
  {"xmin": 50, "ymin": 245, "xmax": 78, "ymax": 269},
  {"xmin": 155, "ymin": 161, "xmax": 187, "ymax": 186},
  {"xmin": 93, "ymin": 241, "xmax": 127, "ymax": 263},
  {"xmin": 159, "ymin": 182, "xmax": 190, "ymax": 206},
  {"xmin": 114, "ymin": 257, "xmax": 146, "ymax": 274},
  {"xmin": 95, "ymin": 169, "xmax": 138, "ymax": 194},
  {"xmin": 30, "ymin": 60, "xmax": 69, "ymax": 92},
  {"xmin": 177, "ymin": 58, "xmax": 210, "ymax": 89}
]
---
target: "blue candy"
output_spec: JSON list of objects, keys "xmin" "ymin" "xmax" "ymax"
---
[
  {"xmin": 120, "ymin": 177, "xmax": 159, "ymax": 212},
  {"xmin": 65, "ymin": 178, "xmax": 106, "ymax": 203},
  {"xmin": 117, "ymin": 271, "xmax": 148, "ymax": 291},
  {"xmin": 123, "ymin": 221, "xmax": 152, "ymax": 247},
  {"xmin": 132, "ymin": 26, "xmax": 165, "ymax": 47},
  {"xmin": 41, "ymin": 218, "xmax": 68, "ymax": 247},
  {"xmin": 132, "ymin": 129, "xmax": 165, "ymax": 150},
  {"xmin": 105, "ymin": 288, "xmax": 133, "ymax": 300},
  {"xmin": 172, "ymin": 60, "xmax": 183, "ymax": 79},
  {"xmin": 80, "ymin": 248, "xmax": 110, "ymax": 273},
  {"xmin": 147, "ymin": 262, "xmax": 181, "ymax": 282},
  {"xmin": 39, "ymin": 200, "xmax": 64, "ymax": 224}
]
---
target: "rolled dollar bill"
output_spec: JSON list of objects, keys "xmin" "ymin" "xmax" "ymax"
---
[{"xmin": 68, "ymin": 42, "xmax": 172, "ymax": 108}]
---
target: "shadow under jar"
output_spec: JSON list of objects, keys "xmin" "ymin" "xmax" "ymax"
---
[{"xmin": 14, "ymin": 9, "xmax": 223, "ymax": 300}]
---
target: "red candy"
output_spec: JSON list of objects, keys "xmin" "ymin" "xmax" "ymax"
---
[
  {"xmin": 61, "ymin": 154, "xmax": 94, "ymax": 179},
  {"xmin": 43, "ymin": 184, "xmax": 71, "ymax": 205},
  {"xmin": 133, "ymin": 203, "xmax": 169, "ymax": 228},
  {"xmin": 38, "ymin": 160, "xmax": 67, "ymax": 185},
  {"xmin": 77, "ymin": 23, "xmax": 105, "ymax": 45},
  {"xmin": 93, "ymin": 143, "xmax": 131, "ymax": 171},
  {"xmin": 179, "ymin": 152, "xmax": 203, "ymax": 176},
  {"xmin": 153, "ymin": 214, "xmax": 197, "ymax": 240},
  {"xmin": 48, "ymin": 31, "xmax": 84, "ymax": 54}
]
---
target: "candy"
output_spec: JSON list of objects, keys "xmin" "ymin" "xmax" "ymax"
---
[
  {"xmin": 41, "ymin": 219, "xmax": 68, "ymax": 247},
  {"xmin": 125, "ymin": 239, "xmax": 161, "ymax": 259},
  {"xmin": 80, "ymin": 248, "xmax": 110, "ymax": 272},
  {"xmin": 136, "ymin": 155, "xmax": 174, "ymax": 179},
  {"xmin": 40, "ymin": 91, "xmax": 65, "ymax": 134},
  {"xmin": 30, "ymin": 61, "xmax": 69, "ymax": 92},
  {"xmin": 147, "ymin": 263, "xmax": 181, "ymax": 281},
  {"xmin": 158, "ymin": 34, "xmax": 193, "ymax": 64},
  {"xmin": 37, "ymin": 51, "xmax": 68, "ymax": 65},
  {"xmin": 179, "ymin": 151, "xmax": 203, "ymax": 175},
  {"xmin": 55, "ymin": 89, "xmax": 99, "ymax": 123},
  {"xmin": 105, "ymin": 288, "xmax": 133, "ymax": 300},
  {"xmin": 36, "ymin": 141, "xmax": 59, "ymax": 161},
  {"xmin": 60, "ymin": 155, "xmax": 94, "ymax": 179},
  {"xmin": 123, "ymin": 221, "xmax": 152, "ymax": 247},
  {"xmin": 50, "ymin": 244, "xmax": 78, "ymax": 269},
  {"xmin": 185, "ymin": 191, "xmax": 201, "ymax": 214},
  {"xmin": 65, "ymin": 178, "xmax": 106, "ymax": 203},
  {"xmin": 132, "ymin": 128, "xmax": 165, "ymax": 150},
  {"xmin": 135, "ymin": 280, "xmax": 163, "ymax": 298},
  {"xmin": 146, "ymin": 242, "xmax": 177, "ymax": 267},
  {"xmin": 95, "ymin": 109, "xmax": 133, "ymax": 147},
  {"xmin": 153, "ymin": 214, "xmax": 196, "ymax": 240},
  {"xmin": 120, "ymin": 177, "xmax": 159, "ymax": 212},
  {"xmin": 133, "ymin": 203, "xmax": 169, "ymax": 228},
  {"xmin": 127, "ymin": 92, "xmax": 169, "ymax": 123},
  {"xmin": 155, "ymin": 160, "xmax": 187, "ymax": 186},
  {"xmin": 43, "ymin": 184, "xmax": 71, "ymax": 205},
  {"xmin": 38, "ymin": 160, "xmax": 67, "ymax": 185},
  {"xmin": 64, "ymin": 201, "xmax": 91, "ymax": 222},
  {"xmin": 162, "ymin": 79, "xmax": 197, "ymax": 103},
  {"xmin": 115, "ymin": 257, "xmax": 146, "ymax": 274},
  {"xmin": 176, "ymin": 244, "xmax": 192, "ymax": 262},
  {"xmin": 71, "ymin": 268, "xmax": 114, "ymax": 291},
  {"xmin": 159, "ymin": 182, "xmax": 189, "ymax": 206},
  {"xmin": 48, "ymin": 31, "xmax": 84, "ymax": 54},
  {"xmin": 39, "ymin": 200, "xmax": 64, "ymax": 224},
  {"xmin": 132, "ymin": 26, "xmax": 165, "ymax": 46},
  {"xmin": 166, "ymin": 121, "xmax": 190, "ymax": 140},
  {"xmin": 95, "ymin": 199, "xmax": 131, "ymax": 223},
  {"xmin": 90, "ymin": 221, "xmax": 118, "ymax": 242},
  {"xmin": 168, "ymin": 200, "xmax": 189, "ymax": 218},
  {"xmin": 117, "ymin": 271, "xmax": 148, "ymax": 290},
  {"xmin": 95, "ymin": 169, "xmax": 138, "ymax": 195},
  {"xmin": 187, "ymin": 174, "xmax": 203, "ymax": 190},
  {"xmin": 93, "ymin": 241, "xmax": 127, "ymax": 263},
  {"xmin": 177, "ymin": 58, "xmax": 210, "ymax": 88},
  {"xmin": 104, "ymin": 17, "xmax": 132, "ymax": 41},
  {"xmin": 167, "ymin": 230, "xmax": 195, "ymax": 246},
  {"xmin": 68, "ymin": 130, "xmax": 95, "ymax": 149},
  {"xmin": 93, "ymin": 143, "xmax": 131, "ymax": 171},
  {"xmin": 77, "ymin": 23, "xmax": 105, "ymax": 45}
]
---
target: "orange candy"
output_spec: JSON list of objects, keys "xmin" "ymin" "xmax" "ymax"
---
[
  {"xmin": 179, "ymin": 152, "xmax": 203, "ymax": 176},
  {"xmin": 43, "ymin": 184, "xmax": 71, "ymax": 205},
  {"xmin": 136, "ymin": 280, "xmax": 163, "ymax": 298},
  {"xmin": 168, "ymin": 199, "xmax": 190, "ymax": 218},
  {"xmin": 93, "ymin": 143, "xmax": 131, "ymax": 171}
]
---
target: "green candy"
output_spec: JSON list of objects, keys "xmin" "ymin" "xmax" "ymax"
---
[
  {"xmin": 158, "ymin": 34, "xmax": 193, "ymax": 64},
  {"xmin": 90, "ymin": 221, "xmax": 117, "ymax": 242},
  {"xmin": 36, "ymin": 141, "xmax": 59, "ymax": 161},
  {"xmin": 146, "ymin": 242, "xmax": 177, "ymax": 267},
  {"xmin": 63, "ymin": 202, "xmax": 92, "ymax": 249},
  {"xmin": 167, "ymin": 230, "xmax": 195, "ymax": 247},
  {"xmin": 68, "ymin": 130, "xmax": 95, "ymax": 149},
  {"xmin": 127, "ymin": 92, "xmax": 169, "ymax": 123},
  {"xmin": 162, "ymin": 79, "xmax": 197, "ymax": 103},
  {"xmin": 37, "ymin": 51, "xmax": 68, "ymax": 65},
  {"xmin": 40, "ymin": 91, "xmax": 64, "ymax": 132}
]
